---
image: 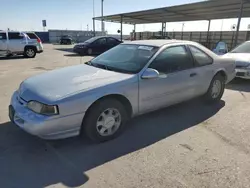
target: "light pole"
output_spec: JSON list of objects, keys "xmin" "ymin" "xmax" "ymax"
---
[
  {"xmin": 101, "ymin": 0, "xmax": 104, "ymax": 32},
  {"xmin": 93, "ymin": 0, "xmax": 95, "ymax": 17}
]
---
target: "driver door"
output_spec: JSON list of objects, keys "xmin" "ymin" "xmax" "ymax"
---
[
  {"xmin": 91, "ymin": 37, "xmax": 107, "ymax": 54},
  {"xmin": 139, "ymin": 45, "xmax": 198, "ymax": 113}
]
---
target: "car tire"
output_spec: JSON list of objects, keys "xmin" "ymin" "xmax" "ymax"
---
[
  {"xmin": 203, "ymin": 73, "xmax": 225, "ymax": 103},
  {"xmin": 24, "ymin": 47, "xmax": 36, "ymax": 58},
  {"xmin": 87, "ymin": 48, "xmax": 93, "ymax": 55},
  {"xmin": 82, "ymin": 99, "xmax": 128, "ymax": 143}
]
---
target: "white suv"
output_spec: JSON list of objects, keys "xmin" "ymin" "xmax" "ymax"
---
[{"xmin": 0, "ymin": 31, "xmax": 43, "ymax": 58}]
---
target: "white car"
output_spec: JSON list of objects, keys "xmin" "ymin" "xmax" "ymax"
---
[
  {"xmin": 9, "ymin": 40, "xmax": 236, "ymax": 142},
  {"xmin": 0, "ymin": 31, "xmax": 43, "ymax": 58},
  {"xmin": 224, "ymin": 41, "xmax": 250, "ymax": 79}
]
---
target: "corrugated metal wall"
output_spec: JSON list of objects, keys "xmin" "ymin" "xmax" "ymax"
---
[
  {"xmin": 48, "ymin": 30, "xmax": 106, "ymax": 43},
  {"xmin": 132, "ymin": 31, "xmax": 250, "ymax": 50},
  {"xmin": 35, "ymin": 32, "xmax": 49, "ymax": 43}
]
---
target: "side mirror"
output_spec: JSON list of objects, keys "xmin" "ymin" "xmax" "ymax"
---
[{"xmin": 141, "ymin": 68, "xmax": 159, "ymax": 79}]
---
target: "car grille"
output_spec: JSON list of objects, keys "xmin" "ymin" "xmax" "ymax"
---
[
  {"xmin": 236, "ymin": 72, "xmax": 245, "ymax": 77},
  {"xmin": 236, "ymin": 65, "xmax": 247, "ymax": 68}
]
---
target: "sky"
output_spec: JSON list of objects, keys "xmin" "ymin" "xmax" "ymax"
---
[{"xmin": 1, "ymin": 0, "xmax": 250, "ymax": 34}]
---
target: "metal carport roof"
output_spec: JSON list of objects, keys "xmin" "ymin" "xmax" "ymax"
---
[
  {"xmin": 93, "ymin": 0, "xmax": 250, "ymax": 47},
  {"xmin": 94, "ymin": 0, "xmax": 250, "ymax": 24}
]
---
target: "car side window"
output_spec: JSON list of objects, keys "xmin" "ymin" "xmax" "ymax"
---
[
  {"xmin": 107, "ymin": 37, "xmax": 119, "ymax": 45},
  {"xmin": 189, "ymin": 45, "xmax": 213, "ymax": 66},
  {"xmin": 8, "ymin": 32, "xmax": 24, "ymax": 40},
  {"xmin": 0, "ymin": 33, "xmax": 7, "ymax": 40},
  {"xmin": 149, "ymin": 45, "xmax": 194, "ymax": 74},
  {"xmin": 95, "ymin": 38, "xmax": 106, "ymax": 45}
]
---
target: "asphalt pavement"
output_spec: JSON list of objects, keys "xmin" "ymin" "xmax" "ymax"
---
[{"xmin": 0, "ymin": 44, "xmax": 250, "ymax": 188}]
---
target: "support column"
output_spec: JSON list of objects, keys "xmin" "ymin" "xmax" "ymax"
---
[
  {"xmin": 234, "ymin": 0, "xmax": 244, "ymax": 47},
  {"xmin": 206, "ymin": 20, "xmax": 211, "ymax": 48},
  {"xmin": 133, "ymin": 24, "xmax": 136, "ymax": 40},
  {"xmin": 92, "ymin": 18, "xmax": 96, "ymax": 37},
  {"xmin": 120, "ymin": 15, "xmax": 123, "ymax": 41},
  {"xmin": 161, "ymin": 22, "xmax": 166, "ymax": 37}
]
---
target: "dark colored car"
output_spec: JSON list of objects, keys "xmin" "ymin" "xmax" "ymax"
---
[
  {"xmin": 60, "ymin": 35, "xmax": 73, "ymax": 44},
  {"xmin": 149, "ymin": 35, "xmax": 171, "ymax": 39},
  {"xmin": 73, "ymin": 36, "xmax": 122, "ymax": 56}
]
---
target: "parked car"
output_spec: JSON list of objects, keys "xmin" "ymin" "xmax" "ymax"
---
[
  {"xmin": 59, "ymin": 35, "xmax": 73, "ymax": 44},
  {"xmin": 149, "ymin": 35, "xmax": 171, "ymax": 40},
  {"xmin": 0, "ymin": 31, "xmax": 43, "ymax": 58},
  {"xmin": 9, "ymin": 40, "xmax": 235, "ymax": 142},
  {"xmin": 223, "ymin": 41, "xmax": 250, "ymax": 79},
  {"xmin": 73, "ymin": 36, "xmax": 122, "ymax": 55},
  {"xmin": 213, "ymin": 41, "xmax": 228, "ymax": 55}
]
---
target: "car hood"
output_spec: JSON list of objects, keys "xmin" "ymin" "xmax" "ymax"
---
[
  {"xmin": 19, "ymin": 64, "xmax": 134, "ymax": 103},
  {"xmin": 224, "ymin": 53, "xmax": 250, "ymax": 67}
]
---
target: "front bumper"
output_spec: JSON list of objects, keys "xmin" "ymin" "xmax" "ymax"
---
[
  {"xmin": 73, "ymin": 47, "xmax": 86, "ymax": 54},
  {"xmin": 235, "ymin": 68, "xmax": 250, "ymax": 79},
  {"xmin": 9, "ymin": 91, "xmax": 84, "ymax": 139}
]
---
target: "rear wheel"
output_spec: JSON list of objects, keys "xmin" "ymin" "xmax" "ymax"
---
[
  {"xmin": 204, "ymin": 74, "xmax": 225, "ymax": 103},
  {"xmin": 24, "ymin": 47, "xmax": 36, "ymax": 58},
  {"xmin": 82, "ymin": 99, "xmax": 128, "ymax": 142}
]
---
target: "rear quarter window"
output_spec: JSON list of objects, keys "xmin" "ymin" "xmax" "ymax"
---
[{"xmin": 26, "ymin": 33, "xmax": 38, "ymax": 39}]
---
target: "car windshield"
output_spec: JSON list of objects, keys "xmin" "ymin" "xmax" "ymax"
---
[
  {"xmin": 231, "ymin": 42, "xmax": 250, "ymax": 53},
  {"xmin": 84, "ymin": 37, "xmax": 102, "ymax": 43},
  {"xmin": 89, "ymin": 44, "xmax": 159, "ymax": 74}
]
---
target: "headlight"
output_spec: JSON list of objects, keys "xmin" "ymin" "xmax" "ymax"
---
[
  {"xmin": 27, "ymin": 101, "xmax": 59, "ymax": 115},
  {"xmin": 78, "ymin": 45, "xmax": 85, "ymax": 48}
]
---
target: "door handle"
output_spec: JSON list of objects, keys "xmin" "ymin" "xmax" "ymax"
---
[{"xmin": 190, "ymin": 73, "xmax": 197, "ymax": 77}]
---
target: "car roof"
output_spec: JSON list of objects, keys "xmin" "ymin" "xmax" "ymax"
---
[
  {"xmin": 92, "ymin": 36, "xmax": 118, "ymax": 39},
  {"xmin": 123, "ymin": 40, "xmax": 198, "ymax": 47}
]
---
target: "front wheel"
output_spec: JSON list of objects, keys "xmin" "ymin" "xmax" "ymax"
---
[
  {"xmin": 82, "ymin": 99, "xmax": 128, "ymax": 142},
  {"xmin": 203, "ymin": 74, "xmax": 225, "ymax": 103},
  {"xmin": 24, "ymin": 47, "xmax": 36, "ymax": 58}
]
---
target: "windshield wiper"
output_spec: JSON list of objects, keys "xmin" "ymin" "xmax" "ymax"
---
[
  {"xmin": 86, "ymin": 61, "xmax": 134, "ymax": 74},
  {"xmin": 89, "ymin": 62, "xmax": 108, "ymax": 70}
]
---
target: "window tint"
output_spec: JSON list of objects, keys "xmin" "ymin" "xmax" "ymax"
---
[
  {"xmin": 95, "ymin": 38, "xmax": 106, "ymax": 45},
  {"xmin": 149, "ymin": 45, "xmax": 194, "ymax": 74},
  {"xmin": 0, "ymin": 33, "xmax": 7, "ymax": 40},
  {"xmin": 107, "ymin": 37, "xmax": 118, "ymax": 45},
  {"xmin": 189, "ymin": 46, "xmax": 213, "ymax": 66},
  {"xmin": 8, "ymin": 32, "xmax": 23, "ymax": 39},
  {"xmin": 26, "ymin": 33, "xmax": 38, "ymax": 39}
]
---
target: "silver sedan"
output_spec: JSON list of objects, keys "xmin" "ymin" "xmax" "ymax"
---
[
  {"xmin": 9, "ymin": 40, "xmax": 236, "ymax": 142},
  {"xmin": 223, "ymin": 41, "xmax": 250, "ymax": 79}
]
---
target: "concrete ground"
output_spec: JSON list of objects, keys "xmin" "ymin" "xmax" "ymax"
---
[{"xmin": 0, "ymin": 44, "xmax": 250, "ymax": 188}]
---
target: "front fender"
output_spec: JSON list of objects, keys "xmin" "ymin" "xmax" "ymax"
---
[{"xmin": 57, "ymin": 78, "xmax": 139, "ymax": 117}]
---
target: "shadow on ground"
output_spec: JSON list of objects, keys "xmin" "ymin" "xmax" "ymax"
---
[
  {"xmin": 0, "ymin": 55, "xmax": 24, "ymax": 61},
  {"xmin": 226, "ymin": 78, "xmax": 250, "ymax": 92},
  {"xmin": 64, "ymin": 54, "xmax": 81, "ymax": 57},
  {"xmin": 55, "ymin": 48, "xmax": 73, "ymax": 52},
  {"xmin": 0, "ymin": 99, "xmax": 225, "ymax": 188}
]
